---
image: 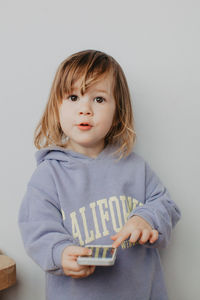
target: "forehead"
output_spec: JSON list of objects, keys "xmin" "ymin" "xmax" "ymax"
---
[{"xmin": 72, "ymin": 72, "xmax": 114, "ymax": 96}]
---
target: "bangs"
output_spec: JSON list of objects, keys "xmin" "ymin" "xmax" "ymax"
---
[{"xmin": 59, "ymin": 50, "xmax": 114, "ymax": 98}]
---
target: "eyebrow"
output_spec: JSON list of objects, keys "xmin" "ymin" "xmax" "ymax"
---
[
  {"xmin": 94, "ymin": 89, "xmax": 108, "ymax": 94},
  {"xmin": 71, "ymin": 88, "xmax": 109, "ymax": 95}
]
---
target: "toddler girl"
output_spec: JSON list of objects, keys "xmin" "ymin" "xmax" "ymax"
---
[{"xmin": 19, "ymin": 49, "xmax": 181, "ymax": 300}]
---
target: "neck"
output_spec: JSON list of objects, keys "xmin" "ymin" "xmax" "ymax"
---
[{"xmin": 66, "ymin": 140, "xmax": 105, "ymax": 158}]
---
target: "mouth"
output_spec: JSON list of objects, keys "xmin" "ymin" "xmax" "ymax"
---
[
  {"xmin": 77, "ymin": 122, "xmax": 93, "ymax": 130},
  {"xmin": 79, "ymin": 122, "xmax": 91, "ymax": 126}
]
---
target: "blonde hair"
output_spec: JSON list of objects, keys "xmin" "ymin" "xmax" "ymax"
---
[{"xmin": 34, "ymin": 50, "xmax": 136, "ymax": 158}]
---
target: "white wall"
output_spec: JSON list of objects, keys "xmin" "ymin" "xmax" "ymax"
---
[{"xmin": 0, "ymin": 0, "xmax": 199, "ymax": 299}]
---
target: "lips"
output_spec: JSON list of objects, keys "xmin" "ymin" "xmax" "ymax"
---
[
  {"xmin": 79, "ymin": 123, "xmax": 91, "ymax": 126},
  {"xmin": 77, "ymin": 122, "xmax": 93, "ymax": 131}
]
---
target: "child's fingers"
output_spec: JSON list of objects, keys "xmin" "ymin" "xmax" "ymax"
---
[
  {"xmin": 63, "ymin": 259, "xmax": 95, "ymax": 273},
  {"xmin": 89, "ymin": 265, "xmax": 96, "ymax": 275},
  {"xmin": 111, "ymin": 231, "xmax": 131, "ymax": 248},
  {"xmin": 66, "ymin": 246, "xmax": 92, "ymax": 257},
  {"xmin": 150, "ymin": 230, "xmax": 159, "ymax": 243},
  {"xmin": 112, "ymin": 237, "xmax": 123, "ymax": 248},
  {"xmin": 63, "ymin": 261, "xmax": 87, "ymax": 276},
  {"xmin": 138, "ymin": 229, "xmax": 151, "ymax": 244},
  {"xmin": 72, "ymin": 265, "xmax": 95, "ymax": 278},
  {"xmin": 68, "ymin": 265, "xmax": 95, "ymax": 279},
  {"xmin": 63, "ymin": 260, "xmax": 86, "ymax": 272},
  {"xmin": 111, "ymin": 217, "xmax": 159, "ymax": 247},
  {"xmin": 110, "ymin": 234, "xmax": 118, "ymax": 241},
  {"xmin": 129, "ymin": 229, "xmax": 141, "ymax": 243}
]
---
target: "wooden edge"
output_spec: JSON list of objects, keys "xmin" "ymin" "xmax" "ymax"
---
[{"xmin": 0, "ymin": 255, "xmax": 16, "ymax": 291}]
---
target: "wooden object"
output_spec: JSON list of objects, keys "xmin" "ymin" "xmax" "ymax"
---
[{"xmin": 0, "ymin": 255, "xmax": 16, "ymax": 291}]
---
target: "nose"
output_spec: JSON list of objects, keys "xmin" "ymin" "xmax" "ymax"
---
[{"xmin": 78, "ymin": 100, "xmax": 93, "ymax": 116}]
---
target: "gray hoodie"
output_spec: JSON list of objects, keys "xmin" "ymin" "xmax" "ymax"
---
[{"xmin": 18, "ymin": 145, "xmax": 181, "ymax": 300}]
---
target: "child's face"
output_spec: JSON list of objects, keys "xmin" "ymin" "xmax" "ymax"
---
[{"xmin": 59, "ymin": 73, "xmax": 116, "ymax": 156}]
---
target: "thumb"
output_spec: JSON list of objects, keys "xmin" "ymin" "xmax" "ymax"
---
[
  {"xmin": 67, "ymin": 246, "xmax": 92, "ymax": 257},
  {"xmin": 110, "ymin": 234, "xmax": 118, "ymax": 240}
]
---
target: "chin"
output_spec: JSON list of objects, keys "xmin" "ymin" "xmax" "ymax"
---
[{"xmin": 78, "ymin": 139, "xmax": 104, "ymax": 148}]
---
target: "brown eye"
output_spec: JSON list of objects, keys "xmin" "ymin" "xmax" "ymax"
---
[
  {"xmin": 69, "ymin": 95, "xmax": 78, "ymax": 101},
  {"xmin": 95, "ymin": 97, "xmax": 105, "ymax": 103}
]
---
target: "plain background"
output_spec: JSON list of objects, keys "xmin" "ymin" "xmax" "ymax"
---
[{"xmin": 0, "ymin": 0, "xmax": 199, "ymax": 299}]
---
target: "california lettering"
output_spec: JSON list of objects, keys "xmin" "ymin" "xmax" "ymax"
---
[{"xmin": 61, "ymin": 195, "xmax": 143, "ymax": 248}]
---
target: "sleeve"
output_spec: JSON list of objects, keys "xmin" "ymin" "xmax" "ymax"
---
[
  {"xmin": 128, "ymin": 162, "xmax": 181, "ymax": 248},
  {"xmin": 18, "ymin": 162, "xmax": 77, "ymax": 275}
]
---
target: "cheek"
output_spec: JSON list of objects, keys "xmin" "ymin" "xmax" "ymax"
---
[
  {"xmin": 100, "ymin": 107, "xmax": 115, "ymax": 131},
  {"xmin": 59, "ymin": 106, "xmax": 71, "ymax": 129}
]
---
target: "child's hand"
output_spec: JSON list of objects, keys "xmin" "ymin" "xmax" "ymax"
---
[
  {"xmin": 111, "ymin": 216, "xmax": 159, "ymax": 248},
  {"xmin": 61, "ymin": 246, "xmax": 95, "ymax": 279}
]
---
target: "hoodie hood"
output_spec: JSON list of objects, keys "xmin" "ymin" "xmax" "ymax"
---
[{"xmin": 35, "ymin": 145, "xmax": 118, "ymax": 166}]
